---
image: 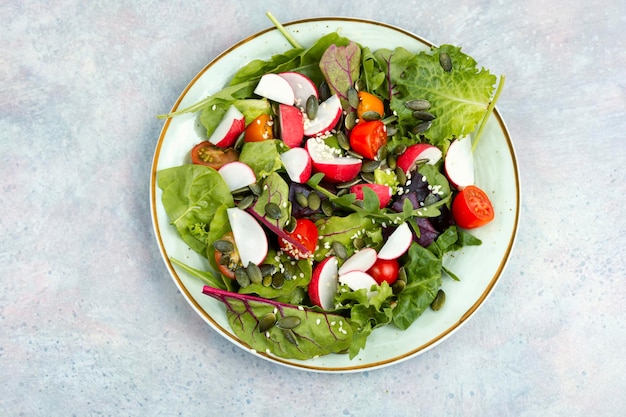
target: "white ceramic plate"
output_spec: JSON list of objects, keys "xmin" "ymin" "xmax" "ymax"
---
[{"xmin": 150, "ymin": 17, "xmax": 520, "ymax": 372}]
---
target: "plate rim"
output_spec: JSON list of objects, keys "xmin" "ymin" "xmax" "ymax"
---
[{"xmin": 150, "ymin": 16, "xmax": 521, "ymax": 372}]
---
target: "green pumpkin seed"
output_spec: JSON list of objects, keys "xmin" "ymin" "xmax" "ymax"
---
[
  {"xmin": 376, "ymin": 144, "xmax": 388, "ymax": 161},
  {"xmin": 354, "ymin": 79, "xmax": 366, "ymax": 92},
  {"xmin": 404, "ymin": 99, "xmax": 431, "ymax": 111},
  {"xmin": 237, "ymin": 194, "xmax": 255, "ymax": 210},
  {"xmin": 336, "ymin": 188, "xmax": 349, "ymax": 197},
  {"xmin": 398, "ymin": 267, "xmax": 408, "ymax": 282},
  {"xmin": 439, "ymin": 52, "xmax": 452, "ymax": 72},
  {"xmin": 282, "ymin": 262, "xmax": 296, "ymax": 281},
  {"xmin": 319, "ymin": 81, "xmax": 331, "ymax": 101},
  {"xmin": 259, "ymin": 312, "xmax": 277, "ymax": 333},
  {"xmin": 360, "ymin": 172, "xmax": 375, "ymax": 183},
  {"xmin": 332, "ymin": 241, "xmax": 348, "ymax": 260},
  {"xmin": 282, "ymin": 328, "xmax": 299, "ymax": 346},
  {"xmin": 385, "ymin": 125, "xmax": 397, "ymax": 137},
  {"xmin": 430, "ymin": 289, "xmax": 446, "ymax": 311},
  {"xmin": 284, "ymin": 217, "xmax": 297, "ymax": 233},
  {"xmin": 392, "ymin": 279, "xmax": 406, "ymax": 294},
  {"xmin": 393, "ymin": 144, "xmax": 408, "ymax": 156},
  {"xmin": 305, "ymin": 95, "xmax": 318, "ymax": 120},
  {"xmin": 231, "ymin": 185, "xmax": 251, "ymax": 196},
  {"xmin": 259, "ymin": 263, "xmax": 277, "ymax": 276},
  {"xmin": 346, "ymin": 149, "xmax": 363, "ymax": 159},
  {"xmin": 347, "ymin": 86, "xmax": 359, "ymax": 109},
  {"xmin": 425, "ymin": 193, "xmax": 440, "ymax": 206},
  {"xmin": 235, "ymin": 267, "xmax": 250, "ymax": 288},
  {"xmin": 264, "ymin": 202, "xmax": 282, "ymax": 219},
  {"xmin": 386, "ymin": 154, "xmax": 397, "ymax": 170},
  {"xmin": 262, "ymin": 275, "xmax": 273, "ymax": 287},
  {"xmin": 412, "ymin": 110, "xmax": 436, "ymax": 121},
  {"xmin": 307, "ymin": 192, "xmax": 321, "ymax": 211},
  {"xmin": 344, "ymin": 111, "xmax": 357, "ymax": 130},
  {"xmin": 213, "ymin": 239, "xmax": 234, "ymax": 253},
  {"xmin": 271, "ymin": 273, "xmax": 285, "ymax": 289},
  {"xmin": 336, "ymin": 177, "xmax": 362, "ymax": 189},
  {"xmin": 246, "ymin": 263, "xmax": 263, "ymax": 284},
  {"xmin": 218, "ymin": 254, "xmax": 230, "ymax": 266},
  {"xmin": 321, "ymin": 199, "xmax": 334, "ymax": 216},
  {"xmin": 412, "ymin": 120, "xmax": 432, "ymax": 134},
  {"xmin": 361, "ymin": 110, "xmax": 381, "ymax": 121},
  {"xmin": 361, "ymin": 160, "xmax": 381, "ymax": 173},
  {"xmin": 395, "ymin": 167, "xmax": 407, "ymax": 186},
  {"xmin": 295, "ymin": 192, "xmax": 308, "ymax": 208},
  {"xmin": 336, "ymin": 131, "xmax": 350, "ymax": 150},
  {"xmin": 248, "ymin": 182, "xmax": 262, "ymax": 196},
  {"xmin": 353, "ymin": 237, "xmax": 365, "ymax": 249},
  {"xmin": 276, "ymin": 316, "xmax": 301, "ymax": 329}
]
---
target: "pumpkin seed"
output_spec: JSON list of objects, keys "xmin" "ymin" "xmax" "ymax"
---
[
  {"xmin": 344, "ymin": 111, "xmax": 357, "ymax": 130},
  {"xmin": 282, "ymin": 328, "xmax": 299, "ymax": 346},
  {"xmin": 259, "ymin": 263, "xmax": 277, "ymax": 276},
  {"xmin": 321, "ymin": 199, "xmax": 334, "ymax": 216},
  {"xmin": 392, "ymin": 279, "xmax": 406, "ymax": 294},
  {"xmin": 246, "ymin": 263, "xmax": 263, "ymax": 284},
  {"xmin": 258, "ymin": 312, "xmax": 277, "ymax": 332},
  {"xmin": 376, "ymin": 144, "xmax": 388, "ymax": 161},
  {"xmin": 386, "ymin": 154, "xmax": 397, "ymax": 170},
  {"xmin": 385, "ymin": 125, "xmax": 397, "ymax": 137},
  {"xmin": 354, "ymin": 79, "xmax": 366, "ymax": 92},
  {"xmin": 439, "ymin": 52, "xmax": 452, "ymax": 72},
  {"xmin": 337, "ymin": 177, "xmax": 362, "ymax": 189},
  {"xmin": 336, "ymin": 188, "xmax": 349, "ymax": 197},
  {"xmin": 319, "ymin": 81, "xmax": 331, "ymax": 101},
  {"xmin": 282, "ymin": 262, "xmax": 296, "ymax": 281},
  {"xmin": 218, "ymin": 254, "xmax": 230, "ymax": 266},
  {"xmin": 361, "ymin": 160, "xmax": 381, "ymax": 173},
  {"xmin": 264, "ymin": 202, "xmax": 282, "ymax": 219},
  {"xmin": 430, "ymin": 289, "xmax": 446, "ymax": 311},
  {"xmin": 336, "ymin": 130, "xmax": 350, "ymax": 150},
  {"xmin": 213, "ymin": 239, "xmax": 234, "ymax": 253},
  {"xmin": 347, "ymin": 86, "xmax": 359, "ymax": 109},
  {"xmin": 262, "ymin": 275, "xmax": 273, "ymax": 286},
  {"xmin": 361, "ymin": 110, "xmax": 381, "ymax": 121},
  {"xmin": 412, "ymin": 120, "xmax": 432, "ymax": 134},
  {"xmin": 305, "ymin": 95, "xmax": 318, "ymax": 120},
  {"xmin": 346, "ymin": 149, "xmax": 363, "ymax": 159},
  {"xmin": 307, "ymin": 192, "xmax": 321, "ymax": 211},
  {"xmin": 353, "ymin": 237, "xmax": 365, "ymax": 249},
  {"xmin": 393, "ymin": 144, "xmax": 407, "ymax": 156},
  {"xmin": 237, "ymin": 194, "xmax": 255, "ymax": 210},
  {"xmin": 404, "ymin": 99, "xmax": 431, "ymax": 111},
  {"xmin": 412, "ymin": 110, "xmax": 436, "ymax": 121},
  {"xmin": 332, "ymin": 241, "xmax": 348, "ymax": 260},
  {"xmin": 271, "ymin": 273, "xmax": 285, "ymax": 289},
  {"xmin": 295, "ymin": 192, "xmax": 308, "ymax": 208},
  {"xmin": 231, "ymin": 185, "xmax": 251, "ymax": 195},
  {"xmin": 425, "ymin": 193, "xmax": 440, "ymax": 206},
  {"xmin": 398, "ymin": 267, "xmax": 407, "ymax": 282},
  {"xmin": 395, "ymin": 167, "xmax": 407, "ymax": 186},
  {"xmin": 276, "ymin": 315, "xmax": 301, "ymax": 329},
  {"xmin": 360, "ymin": 172, "xmax": 375, "ymax": 183},
  {"xmin": 284, "ymin": 217, "xmax": 297, "ymax": 233},
  {"xmin": 235, "ymin": 267, "xmax": 250, "ymax": 288},
  {"xmin": 248, "ymin": 182, "xmax": 262, "ymax": 196}
]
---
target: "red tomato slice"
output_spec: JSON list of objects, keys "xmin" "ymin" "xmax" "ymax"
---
[
  {"xmin": 451, "ymin": 185, "xmax": 495, "ymax": 229},
  {"xmin": 279, "ymin": 218, "xmax": 318, "ymax": 259},
  {"xmin": 191, "ymin": 142, "xmax": 239, "ymax": 169},
  {"xmin": 367, "ymin": 258, "xmax": 399, "ymax": 285},
  {"xmin": 349, "ymin": 120, "xmax": 387, "ymax": 160}
]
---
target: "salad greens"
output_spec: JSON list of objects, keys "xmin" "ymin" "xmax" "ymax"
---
[{"xmin": 156, "ymin": 17, "xmax": 502, "ymax": 361}]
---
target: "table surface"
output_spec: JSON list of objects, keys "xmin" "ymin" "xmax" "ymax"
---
[{"xmin": 2, "ymin": 1, "xmax": 624, "ymax": 416}]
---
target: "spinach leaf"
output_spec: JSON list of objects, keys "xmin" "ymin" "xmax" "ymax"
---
[
  {"xmin": 393, "ymin": 243, "xmax": 442, "ymax": 330},
  {"xmin": 314, "ymin": 213, "xmax": 383, "ymax": 262},
  {"xmin": 157, "ymin": 164, "xmax": 234, "ymax": 255},
  {"xmin": 202, "ymin": 286, "xmax": 354, "ymax": 360},
  {"xmin": 200, "ymin": 98, "xmax": 270, "ymax": 137},
  {"xmin": 239, "ymin": 140, "xmax": 285, "ymax": 179}
]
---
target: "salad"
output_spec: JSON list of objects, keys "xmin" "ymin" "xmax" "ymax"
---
[{"xmin": 156, "ymin": 16, "xmax": 504, "ymax": 361}]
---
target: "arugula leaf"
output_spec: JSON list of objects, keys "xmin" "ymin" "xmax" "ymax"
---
[
  {"xmin": 390, "ymin": 44, "xmax": 497, "ymax": 145},
  {"xmin": 393, "ymin": 243, "xmax": 442, "ymax": 330},
  {"xmin": 202, "ymin": 286, "xmax": 354, "ymax": 360},
  {"xmin": 157, "ymin": 164, "xmax": 234, "ymax": 254}
]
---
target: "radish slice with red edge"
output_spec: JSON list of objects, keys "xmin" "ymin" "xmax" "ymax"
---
[{"xmin": 377, "ymin": 222, "xmax": 412, "ymax": 260}]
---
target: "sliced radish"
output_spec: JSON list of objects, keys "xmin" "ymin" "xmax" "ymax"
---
[
  {"xmin": 304, "ymin": 94, "xmax": 342, "ymax": 137},
  {"xmin": 338, "ymin": 247, "xmax": 377, "ymax": 275},
  {"xmin": 278, "ymin": 72, "xmax": 319, "ymax": 110},
  {"xmin": 309, "ymin": 256, "xmax": 339, "ymax": 310},
  {"xmin": 277, "ymin": 104, "xmax": 304, "ymax": 148},
  {"xmin": 377, "ymin": 222, "xmax": 412, "ymax": 260},
  {"xmin": 207, "ymin": 105, "xmax": 245, "ymax": 148},
  {"xmin": 218, "ymin": 161, "xmax": 256, "ymax": 191},
  {"xmin": 280, "ymin": 147, "xmax": 312, "ymax": 183},
  {"xmin": 396, "ymin": 143, "xmax": 442, "ymax": 174},
  {"xmin": 226, "ymin": 207, "xmax": 268, "ymax": 267},
  {"xmin": 253, "ymin": 73, "xmax": 295, "ymax": 105},
  {"xmin": 305, "ymin": 138, "xmax": 362, "ymax": 183},
  {"xmin": 338, "ymin": 270, "xmax": 378, "ymax": 292},
  {"xmin": 445, "ymin": 136, "xmax": 474, "ymax": 190},
  {"xmin": 350, "ymin": 183, "xmax": 392, "ymax": 208}
]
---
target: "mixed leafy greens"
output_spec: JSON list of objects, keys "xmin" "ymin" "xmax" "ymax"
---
[{"xmin": 156, "ymin": 17, "xmax": 503, "ymax": 361}]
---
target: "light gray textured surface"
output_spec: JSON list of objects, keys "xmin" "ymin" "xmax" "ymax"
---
[{"xmin": 1, "ymin": 1, "xmax": 624, "ymax": 416}]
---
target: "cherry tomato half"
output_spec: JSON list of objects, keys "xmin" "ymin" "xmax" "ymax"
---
[
  {"xmin": 356, "ymin": 91, "xmax": 385, "ymax": 120},
  {"xmin": 349, "ymin": 119, "xmax": 387, "ymax": 160},
  {"xmin": 451, "ymin": 185, "xmax": 495, "ymax": 229},
  {"xmin": 244, "ymin": 113, "xmax": 274, "ymax": 142},
  {"xmin": 367, "ymin": 258, "xmax": 400, "ymax": 285},
  {"xmin": 279, "ymin": 218, "xmax": 318, "ymax": 259},
  {"xmin": 213, "ymin": 232, "xmax": 240, "ymax": 279},
  {"xmin": 191, "ymin": 141, "xmax": 239, "ymax": 169}
]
